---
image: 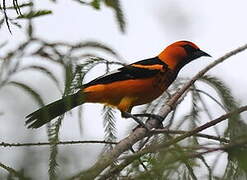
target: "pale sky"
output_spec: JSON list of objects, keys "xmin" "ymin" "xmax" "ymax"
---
[{"xmin": 1, "ymin": 0, "xmax": 247, "ymax": 178}]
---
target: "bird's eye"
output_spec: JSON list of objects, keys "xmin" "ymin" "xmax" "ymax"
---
[{"xmin": 182, "ymin": 44, "xmax": 198, "ymax": 54}]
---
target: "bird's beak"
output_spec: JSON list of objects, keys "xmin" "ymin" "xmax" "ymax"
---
[{"xmin": 198, "ymin": 50, "xmax": 211, "ymax": 57}]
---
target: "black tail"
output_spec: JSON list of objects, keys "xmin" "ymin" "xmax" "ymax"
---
[{"xmin": 25, "ymin": 92, "xmax": 84, "ymax": 128}]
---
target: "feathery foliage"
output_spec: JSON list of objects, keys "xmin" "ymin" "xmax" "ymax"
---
[
  {"xmin": 0, "ymin": 0, "xmax": 50, "ymax": 32},
  {"xmin": 102, "ymin": 106, "xmax": 117, "ymax": 152},
  {"xmin": 104, "ymin": 0, "xmax": 126, "ymax": 32},
  {"xmin": 0, "ymin": 5, "xmax": 122, "ymax": 177},
  {"xmin": 199, "ymin": 75, "xmax": 242, "ymax": 139},
  {"xmin": 1, "ymin": 0, "xmax": 247, "ymax": 179},
  {"xmin": 0, "ymin": 0, "xmax": 125, "ymax": 34},
  {"xmin": 17, "ymin": 10, "xmax": 52, "ymax": 19}
]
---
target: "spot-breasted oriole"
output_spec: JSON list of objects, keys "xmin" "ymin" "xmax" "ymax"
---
[{"xmin": 26, "ymin": 41, "xmax": 211, "ymax": 128}]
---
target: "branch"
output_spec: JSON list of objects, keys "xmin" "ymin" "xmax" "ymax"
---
[
  {"xmin": 70, "ymin": 43, "xmax": 247, "ymax": 179},
  {"xmin": 0, "ymin": 140, "xmax": 117, "ymax": 147},
  {"xmin": 119, "ymin": 106, "xmax": 247, "ymax": 166},
  {"xmin": 152, "ymin": 129, "xmax": 229, "ymax": 143},
  {"xmin": 100, "ymin": 105, "xmax": 247, "ymax": 179},
  {"xmin": 129, "ymin": 137, "xmax": 247, "ymax": 179}
]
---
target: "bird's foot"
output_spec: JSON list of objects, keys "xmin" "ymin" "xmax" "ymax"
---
[
  {"xmin": 121, "ymin": 111, "xmax": 150, "ymax": 131},
  {"xmin": 133, "ymin": 113, "xmax": 164, "ymax": 128}
]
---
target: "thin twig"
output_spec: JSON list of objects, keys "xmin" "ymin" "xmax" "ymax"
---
[
  {"xmin": 152, "ymin": 129, "xmax": 229, "ymax": 143},
  {"xmin": 0, "ymin": 140, "xmax": 117, "ymax": 147},
  {"xmin": 169, "ymin": 137, "xmax": 247, "ymax": 165},
  {"xmin": 3, "ymin": 0, "xmax": 12, "ymax": 33},
  {"xmin": 129, "ymin": 147, "xmax": 148, "ymax": 171}
]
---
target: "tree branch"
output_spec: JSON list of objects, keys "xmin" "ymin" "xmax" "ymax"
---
[
  {"xmin": 70, "ymin": 43, "xmax": 247, "ymax": 180},
  {"xmin": 129, "ymin": 137, "xmax": 247, "ymax": 179},
  {"xmin": 121, "ymin": 105, "xmax": 247, "ymax": 161},
  {"xmin": 100, "ymin": 105, "xmax": 247, "ymax": 179}
]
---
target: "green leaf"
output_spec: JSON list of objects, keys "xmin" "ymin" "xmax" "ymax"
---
[
  {"xmin": 104, "ymin": 0, "xmax": 126, "ymax": 33},
  {"xmin": 90, "ymin": 0, "xmax": 101, "ymax": 9},
  {"xmin": 102, "ymin": 106, "xmax": 117, "ymax": 152},
  {"xmin": 46, "ymin": 62, "xmax": 79, "ymax": 179},
  {"xmin": 47, "ymin": 117, "xmax": 63, "ymax": 180},
  {"xmin": 17, "ymin": 10, "xmax": 52, "ymax": 19},
  {"xmin": 64, "ymin": 63, "xmax": 74, "ymax": 93},
  {"xmin": 8, "ymin": 81, "xmax": 44, "ymax": 106},
  {"xmin": 10, "ymin": 20, "xmax": 22, "ymax": 28}
]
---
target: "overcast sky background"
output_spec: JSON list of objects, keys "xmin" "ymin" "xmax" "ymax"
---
[{"xmin": 1, "ymin": 0, "xmax": 247, "ymax": 178}]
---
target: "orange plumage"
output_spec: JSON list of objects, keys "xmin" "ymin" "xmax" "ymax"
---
[{"xmin": 26, "ymin": 41, "xmax": 210, "ymax": 128}]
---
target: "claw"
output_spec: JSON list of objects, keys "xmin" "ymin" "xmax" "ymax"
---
[
  {"xmin": 133, "ymin": 113, "xmax": 163, "ymax": 121},
  {"xmin": 121, "ymin": 111, "xmax": 150, "ymax": 131},
  {"xmin": 133, "ymin": 113, "xmax": 164, "ymax": 128}
]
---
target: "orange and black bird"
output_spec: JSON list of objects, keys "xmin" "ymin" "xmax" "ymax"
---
[{"xmin": 26, "ymin": 41, "xmax": 211, "ymax": 128}]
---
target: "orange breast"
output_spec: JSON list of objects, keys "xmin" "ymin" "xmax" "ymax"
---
[{"xmin": 83, "ymin": 71, "xmax": 177, "ymax": 111}]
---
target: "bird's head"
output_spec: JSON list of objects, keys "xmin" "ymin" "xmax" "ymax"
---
[{"xmin": 158, "ymin": 41, "xmax": 211, "ymax": 70}]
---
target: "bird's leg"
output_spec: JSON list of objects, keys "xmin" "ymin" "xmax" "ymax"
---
[
  {"xmin": 133, "ymin": 113, "xmax": 163, "ymax": 121},
  {"xmin": 133, "ymin": 113, "xmax": 164, "ymax": 128},
  {"xmin": 121, "ymin": 111, "xmax": 150, "ymax": 131}
]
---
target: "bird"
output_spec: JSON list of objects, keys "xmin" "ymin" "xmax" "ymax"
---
[{"xmin": 25, "ymin": 40, "xmax": 211, "ymax": 129}]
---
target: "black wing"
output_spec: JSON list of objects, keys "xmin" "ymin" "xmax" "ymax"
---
[
  {"xmin": 84, "ymin": 57, "xmax": 167, "ymax": 87},
  {"xmin": 132, "ymin": 56, "xmax": 168, "ymax": 66}
]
